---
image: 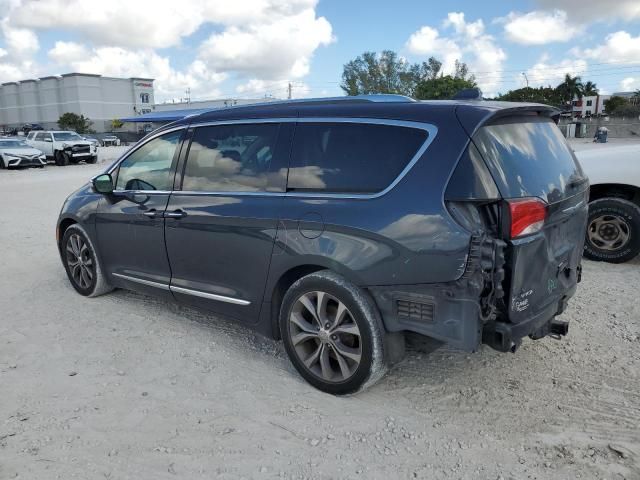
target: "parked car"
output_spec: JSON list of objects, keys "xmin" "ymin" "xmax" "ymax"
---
[
  {"xmin": 26, "ymin": 130, "xmax": 97, "ymax": 165},
  {"xmin": 83, "ymin": 136, "xmax": 100, "ymax": 148},
  {"xmin": 0, "ymin": 137, "xmax": 47, "ymax": 168},
  {"xmin": 101, "ymin": 135, "xmax": 121, "ymax": 147},
  {"xmin": 56, "ymin": 96, "xmax": 589, "ymax": 394},
  {"xmin": 22, "ymin": 123, "xmax": 44, "ymax": 135},
  {"xmin": 575, "ymin": 144, "xmax": 640, "ymax": 263}
]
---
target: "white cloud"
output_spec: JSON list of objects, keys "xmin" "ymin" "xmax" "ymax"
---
[
  {"xmin": 0, "ymin": 0, "xmax": 332, "ymax": 101},
  {"xmin": 406, "ymin": 12, "xmax": 506, "ymax": 96},
  {"xmin": 620, "ymin": 77, "xmax": 640, "ymax": 92},
  {"xmin": 47, "ymin": 45, "xmax": 227, "ymax": 100},
  {"xmin": 502, "ymin": 10, "xmax": 580, "ymax": 45},
  {"xmin": 524, "ymin": 54, "xmax": 588, "ymax": 87},
  {"xmin": 0, "ymin": 19, "xmax": 39, "ymax": 59},
  {"xmin": 48, "ymin": 41, "xmax": 88, "ymax": 64},
  {"xmin": 535, "ymin": 0, "xmax": 640, "ymax": 22},
  {"xmin": 406, "ymin": 26, "xmax": 461, "ymax": 73},
  {"xmin": 197, "ymin": 9, "xmax": 333, "ymax": 80},
  {"xmin": 581, "ymin": 31, "xmax": 640, "ymax": 63}
]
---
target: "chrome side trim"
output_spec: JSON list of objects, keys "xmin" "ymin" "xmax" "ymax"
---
[
  {"xmin": 174, "ymin": 117, "xmax": 438, "ymax": 200},
  {"xmin": 112, "ymin": 272, "xmax": 170, "ymax": 290},
  {"xmin": 169, "ymin": 285, "xmax": 251, "ymax": 306}
]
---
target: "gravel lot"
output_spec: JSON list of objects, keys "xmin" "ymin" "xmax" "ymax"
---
[{"xmin": 1, "ymin": 150, "xmax": 639, "ymax": 480}]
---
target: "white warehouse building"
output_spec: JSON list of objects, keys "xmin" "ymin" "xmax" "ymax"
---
[{"xmin": 0, "ymin": 73, "xmax": 155, "ymax": 133}]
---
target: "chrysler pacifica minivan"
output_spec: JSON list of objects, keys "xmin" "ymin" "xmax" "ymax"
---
[{"xmin": 56, "ymin": 95, "xmax": 589, "ymax": 394}]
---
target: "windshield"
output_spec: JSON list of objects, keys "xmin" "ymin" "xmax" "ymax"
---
[
  {"xmin": 53, "ymin": 132, "xmax": 83, "ymax": 141},
  {"xmin": 472, "ymin": 116, "xmax": 585, "ymax": 203},
  {"xmin": 0, "ymin": 140, "xmax": 29, "ymax": 148}
]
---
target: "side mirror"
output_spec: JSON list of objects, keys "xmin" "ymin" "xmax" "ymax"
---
[
  {"xmin": 44, "ymin": 138, "xmax": 52, "ymax": 142},
  {"xmin": 93, "ymin": 173, "xmax": 114, "ymax": 194}
]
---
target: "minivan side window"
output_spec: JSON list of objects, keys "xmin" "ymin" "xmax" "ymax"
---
[
  {"xmin": 288, "ymin": 122, "xmax": 428, "ymax": 193},
  {"xmin": 181, "ymin": 123, "xmax": 281, "ymax": 192},
  {"xmin": 115, "ymin": 130, "xmax": 182, "ymax": 191}
]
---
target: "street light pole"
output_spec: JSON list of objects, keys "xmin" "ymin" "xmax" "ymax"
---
[{"xmin": 522, "ymin": 72, "xmax": 529, "ymax": 88}]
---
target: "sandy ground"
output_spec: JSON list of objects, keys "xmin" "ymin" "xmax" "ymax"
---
[{"xmin": 1, "ymin": 150, "xmax": 639, "ymax": 480}]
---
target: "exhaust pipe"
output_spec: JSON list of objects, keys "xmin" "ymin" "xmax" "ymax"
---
[{"xmin": 550, "ymin": 320, "xmax": 569, "ymax": 336}]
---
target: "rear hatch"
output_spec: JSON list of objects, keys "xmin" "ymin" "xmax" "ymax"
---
[{"xmin": 471, "ymin": 115, "xmax": 589, "ymax": 324}]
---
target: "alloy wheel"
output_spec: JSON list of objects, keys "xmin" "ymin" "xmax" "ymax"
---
[
  {"xmin": 288, "ymin": 291, "xmax": 362, "ymax": 383},
  {"xmin": 65, "ymin": 233, "xmax": 94, "ymax": 289},
  {"xmin": 588, "ymin": 214, "xmax": 630, "ymax": 251}
]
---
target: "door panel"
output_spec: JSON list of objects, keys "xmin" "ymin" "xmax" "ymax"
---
[
  {"xmin": 96, "ymin": 192, "xmax": 173, "ymax": 297},
  {"xmin": 94, "ymin": 128, "xmax": 184, "ymax": 297},
  {"xmin": 165, "ymin": 194, "xmax": 284, "ymax": 320},
  {"xmin": 164, "ymin": 122, "xmax": 292, "ymax": 322}
]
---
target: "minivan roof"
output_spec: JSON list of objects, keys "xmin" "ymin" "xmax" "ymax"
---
[{"xmin": 162, "ymin": 95, "xmax": 558, "ymax": 138}]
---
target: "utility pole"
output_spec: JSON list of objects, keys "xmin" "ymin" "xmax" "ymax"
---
[
  {"xmin": 521, "ymin": 72, "xmax": 529, "ymax": 88},
  {"xmin": 185, "ymin": 87, "xmax": 191, "ymax": 104},
  {"xmin": 287, "ymin": 82, "xmax": 292, "ymax": 100}
]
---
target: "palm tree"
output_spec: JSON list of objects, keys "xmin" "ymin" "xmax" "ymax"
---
[
  {"xmin": 557, "ymin": 74, "xmax": 584, "ymax": 106},
  {"xmin": 582, "ymin": 81, "xmax": 598, "ymax": 96}
]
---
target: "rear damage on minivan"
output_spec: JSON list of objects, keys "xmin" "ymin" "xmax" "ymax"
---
[{"xmin": 371, "ymin": 106, "xmax": 589, "ymax": 353}]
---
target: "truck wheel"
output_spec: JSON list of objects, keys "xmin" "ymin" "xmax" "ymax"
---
[
  {"xmin": 86, "ymin": 155, "xmax": 98, "ymax": 164},
  {"xmin": 54, "ymin": 150, "xmax": 69, "ymax": 166},
  {"xmin": 279, "ymin": 271, "xmax": 388, "ymax": 395},
  {"xmin": 584, "ymin": 198, "xmax": 640, "ymax": 263}
]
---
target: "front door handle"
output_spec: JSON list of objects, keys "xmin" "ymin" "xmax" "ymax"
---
[
  {"xmin": 164, "ymin": 209, "xmax": 187, "ymax": 219},
  {"xmin": 142, "ymin": 209, "xmax": 159, "ymax": 218}
]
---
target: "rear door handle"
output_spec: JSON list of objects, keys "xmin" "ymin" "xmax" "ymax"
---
[
  {"xmin": 142, "ymin": 209, "xmax": 159, "ymax": 218},
  {"xmin": 164, "ymin": 209, "xmax": 187, "ymax": 219}
]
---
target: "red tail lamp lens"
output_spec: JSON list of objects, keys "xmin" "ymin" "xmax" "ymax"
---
[{"xmin": 508, "ymin": 198, "xmax": 547, "ymax": 238}]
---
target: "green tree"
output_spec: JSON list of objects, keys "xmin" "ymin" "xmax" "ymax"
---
[
  {"xmin": 494, "ymin": 86, "xmax": 564, "ymax": 107},
  {"xmin": 57, "ymin": 112, "xmax": 94, "ymax": 134},
  {"xmin": 631, "ymin": 90, "xmax": 640, "ymax": 106},
  {"xmin": 414, "ymin": 75, "xmax": 477, "ymax": 100},
  {"xmin": 608, "ymin": 104, "xmax": 640, "ymax": 117},
  {"xmin": 556, "ymin": 74, "xmax": 584, "ymax": 106},
  {"xmin": 340, "ymin": 51, "xmax": 467, "ymax": 97},
  {"xmin": 582, "ymin": 81, "xmax": 598, "ymax": 96},
  {"xmin": 604, "ymin": 96, "xmax": 628, "ymax": 114},
  {"xmin": 110, "ymin": 118, "xmax": 124, "ymax": 131}
]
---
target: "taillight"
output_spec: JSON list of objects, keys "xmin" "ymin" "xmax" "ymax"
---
[{"xmin": 508, "ymin": 198, "xmax": 547, "ymax": 238}]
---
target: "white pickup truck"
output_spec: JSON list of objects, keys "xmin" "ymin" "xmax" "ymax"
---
[
  {"xmin": 575, "ymin": 144, "xmax": 640, "ymax": 263},
  {"xmin": 25, "ymin": 130, "xmax": 97, "ymax": 166}
]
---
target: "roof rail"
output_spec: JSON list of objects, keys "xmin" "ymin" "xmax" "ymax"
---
[{"xmin": 238, "ymin": 94, "xmax": 415, "ymax": 107}]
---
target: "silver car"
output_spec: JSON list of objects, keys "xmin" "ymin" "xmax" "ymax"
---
[{"xmin": 0, "ymin": 138, "xmax": 47, "ymax": 168}]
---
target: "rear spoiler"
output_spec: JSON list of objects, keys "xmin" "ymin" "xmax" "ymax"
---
[{"xmin": 455, "ymin": 103, "xmax": 561, "ymax": 139}]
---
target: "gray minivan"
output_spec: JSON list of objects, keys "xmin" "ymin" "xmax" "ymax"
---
[{"xmin": 56, "ymin": 96, "xmax": 589, "ymax": 394}]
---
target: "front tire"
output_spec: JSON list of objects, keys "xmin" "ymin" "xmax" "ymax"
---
[
  {"xmin": 61, "ymin": 224, "xmax": 113, "ymax": 297},
  {"xmin": 86, "ymin": 155, "xmax": 98, "ymax": 164},
  {"xmin": 279, "ymin": 271, "xmax": 388, "ymax": 395},
  {"xmin": 584, "ymin": 198, "xmax": 640, "ymax": 263},
  {"xmin": 54, "ymin": 150, "xmax": 69, "ymax": 166}
]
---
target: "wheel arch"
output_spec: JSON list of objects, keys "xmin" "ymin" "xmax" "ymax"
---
[
  {"xmin": 57, "ymin": 217, "xmax": 77, "ymax": 250},
  {"xmin": 589, "ymin": 183, "xmax": 640, "ymax": 206}
]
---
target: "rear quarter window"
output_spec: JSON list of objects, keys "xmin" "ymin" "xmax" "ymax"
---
[
  {"xmin": 288, "ymin": 122, "xmax": 428, "ymax": 194},
  {"xmin": 473, "ymin": 116, "xmax": 585, "ymax": 203}
]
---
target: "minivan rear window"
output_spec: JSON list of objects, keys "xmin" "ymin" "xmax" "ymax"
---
[
  {"xmin": 288, "ymin": 122, "xmax": 427, "ymax": 193},
  {"xmin": 472, "ymin": 116, "xmax": 584, "ymax": 203}
]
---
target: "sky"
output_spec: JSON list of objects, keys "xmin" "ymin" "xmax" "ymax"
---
[{"xmin": 0, "ymin": 0, "xmax": 639, "ymax": 103}]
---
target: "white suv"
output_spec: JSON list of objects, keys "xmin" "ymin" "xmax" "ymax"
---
[{"xmin": 26, "ymin": 130, "xmax": 97, "ymax": 166}]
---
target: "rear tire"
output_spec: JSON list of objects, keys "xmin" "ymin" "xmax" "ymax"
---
[
  {"xmin": 584, "ymin": 198, "xmax": 640, "ymax": 263},
  {"xmin": 279, "ymin": 271, "xmax": 388, "ymax": 395},
  {"xmin": 61, "ymin": 224, "xmax": 113, "ymax": 297},
  {"xmin": 54, "ymin": 150, "xmax": 69, "ymax": 166}
]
